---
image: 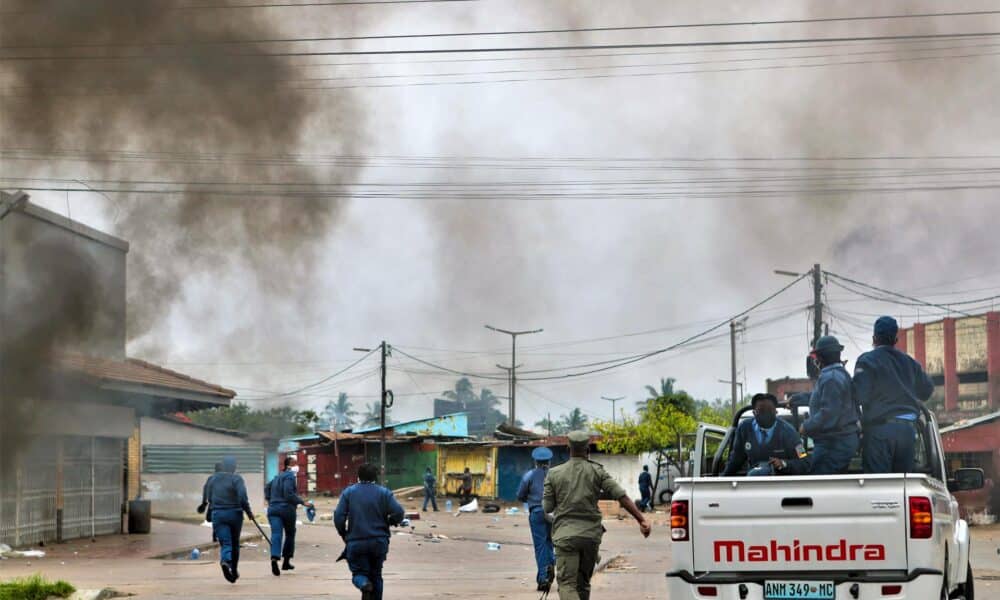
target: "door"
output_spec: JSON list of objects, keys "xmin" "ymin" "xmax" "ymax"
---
[{"xmin": 692, "ymin": 424, "xmax": 728, "ymax": 478}]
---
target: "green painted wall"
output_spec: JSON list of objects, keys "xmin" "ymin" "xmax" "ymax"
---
[{"xmin": 384, "ymin": 444, "xmax": 437, "ymax": 491}]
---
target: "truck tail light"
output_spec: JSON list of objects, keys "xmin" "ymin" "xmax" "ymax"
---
[
  {"xmin": 909, "ymin": 496, "xmax": 932, "ymax": 539},
  {"xmin": 696, "ymin": 585, "xmax": 718, "ymax": 597},
  {"xmin": 670, "ymin": 500, "xmax": 689, "ymax": 541}
]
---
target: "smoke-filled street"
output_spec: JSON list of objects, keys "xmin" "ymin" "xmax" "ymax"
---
[{"xmin": 4, "ymin": 2, "xmax": 1000, "ymax": 599}]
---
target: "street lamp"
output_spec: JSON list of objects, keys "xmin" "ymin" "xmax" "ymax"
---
[
  {"xmin": 601, "ymin": 395, "xmax": 625, "ymax": 425},
  {"xmin": 485, "ymin": 324, "xmax": 542, "ymax": 425}
]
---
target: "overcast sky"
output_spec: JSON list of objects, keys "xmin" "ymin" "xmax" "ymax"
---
[{"xmin": 8, "ymin": 0, "xmax": 1000, "ymax": 428}]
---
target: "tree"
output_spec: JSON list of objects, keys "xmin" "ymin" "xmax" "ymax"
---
[
  {"xmin": 694, "ymin": 398, "xmax": 731, "ymax": 427},
  {"xmin": 186, "ymin": 403, "xmax": 311, "ymax": 436},
  {"xmin": 637, "ymin": 377, "xmax": 696, "ymax": 416},
  {"xmin": 321, "ymin": 393, "xmax": 356, "ymax": 431},
  {"xmin": 441, "ymin": 377, "xmax": 477, "ymax": 407},
  {"xmin": 593, "ymin": 400, "xmax": 698, "ymax": 509},
  {"xmin": 534, "ymin": 417, "xmax": 567, "ymax": 436},
  {"xmin": 360, "ymin": 402, "xmax": 393, "ymax": 429},
  {"xmin": 645, "ymin": 377, "xmax": 677, "ymax": 401},
  {"xmin": 294, "ymin": 410, "xmax": 320, "ymax": 431},
  {"xmin": 561, "ymin": 408, "xmax": 588, "ymax": 432}
]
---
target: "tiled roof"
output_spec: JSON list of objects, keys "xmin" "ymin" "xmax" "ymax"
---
[{"xmin": 57, "ymin": 352, "xmax": 236, "ymax": 399}]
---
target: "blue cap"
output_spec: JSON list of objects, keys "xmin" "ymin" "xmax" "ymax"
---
[
  {"xmin": 874, "ymin": 316, "xmax": 899, "ymax": 340},
  {"xmin": 531, "ymin": 447, "xmax": 553, "ymax": 462},
  {"xmin": 813, "ymin": 335, "xmax": 844, "ymax": 354}
]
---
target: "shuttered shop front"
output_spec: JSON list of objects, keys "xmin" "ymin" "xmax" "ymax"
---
[{"xmin": 142, "ymin": 446, "xmax": 264, "ymax": 473}]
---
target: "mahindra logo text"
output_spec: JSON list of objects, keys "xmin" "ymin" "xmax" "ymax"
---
[{"xmin": 713, "ymin": 539, "xmax": 886, "ymax": 563}]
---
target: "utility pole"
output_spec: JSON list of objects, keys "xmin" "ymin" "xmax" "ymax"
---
[
  {"xmin": 601, "ymin": 395, "xmax": 625, "ymax": 425},
  {"xmin": 485, "ymin": 324, "xmax": 542, "ymax": 425},
  {"xmin": 495, "ymin": 364, "xmax": 522, "ymax": 414},
  {"xmin": 730, "ymin": 320, "xmax": 738, "ymax": 416},
  {"xmin": 355, "ymin": 342, "xmax": 392, "ymax": 485},
  {"xmin": 812, "ymin": 263, "xmax": 823, "ymax": 348}
]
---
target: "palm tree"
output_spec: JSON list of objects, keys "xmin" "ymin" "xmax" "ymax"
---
[
  {"xmin": 535, "ymin": 417, "xmax": 567, "ymax": 436},
  {"xmin": 560, "ymin": 408, "xmax": 588, "ymax": 432},
  {"xmin": 322, "ymin": 392, "xmax": 357, "ymax": 431},
  {"xmin": 478, "ymin": 388, "xmax": 501, "ymax": 409},
  {"xmin": 361, "ymin": 402, "xmax": 393, "ymax": 428},
  {"xmin": 441, "ymin": 377, "xmax": 477, "ymax": 407},
  {"xmin": 637, "ymin": 377, "xmax": 678, "ymax": 414}
]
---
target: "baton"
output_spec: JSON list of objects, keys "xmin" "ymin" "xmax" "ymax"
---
[{"xmin": 250, "ymin": 518, "xmax": 273, "ymax": 552}]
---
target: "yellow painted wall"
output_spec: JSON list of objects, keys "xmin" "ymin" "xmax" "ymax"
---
[
  {"xmin": 127, "ymin": 426, "xmax": 141, "ymax": 501},
  {"xmin": 437, "ymin": 446, "xmax": 497, "ymax": 499}
]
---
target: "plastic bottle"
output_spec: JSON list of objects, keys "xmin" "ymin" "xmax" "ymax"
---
[
  {"xmin": 190, "ymin": 548, "xmax": 201, "ymax": 560},
  {"xmin": 445, "ymin": 499, "xmax": 453, "ymax": 512}
]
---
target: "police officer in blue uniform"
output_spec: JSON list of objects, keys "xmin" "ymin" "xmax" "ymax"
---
[
  {"xmin": 723, "ymin": 393, "xmax": 803, "ymax": 476},
  {"xmin": 422, "ymin": 467, "xmax": 438, "ymax": 512},
  {"xmin": 206, "ymin": 456, "xmax": 255, "ymax": 583},
  {"xmin": 800, "ymin": 336, "xmax": 861, "ymax": 475},
  {"xmin": 517, "ymin": 447, "xmax": 556, "ymax": 592},
  {"xmin": 266, "ymin": 455, "xmax": 313, "ymax": 576},
  {"xmin": 855, "ymin": 316, "xmax": 935, "ymax": 473},
  {"xmin": 334, "ymin": 463, "xmax": 405, "ymax": 600},
  {"xmin": 637, "ymin": 466, "xmax": 653, "ymax": 511}
]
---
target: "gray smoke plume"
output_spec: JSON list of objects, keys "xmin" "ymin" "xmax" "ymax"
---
[{"xmin": 0, "ymin": 0, "xmax": 364, "ymax": 357}]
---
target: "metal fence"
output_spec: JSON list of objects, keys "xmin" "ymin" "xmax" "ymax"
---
[{"xmin": 0, "ymin": 435, "xmax": 123, "ymax": 547}]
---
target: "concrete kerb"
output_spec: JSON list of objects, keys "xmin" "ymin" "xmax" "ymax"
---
[
  {"xmin": 150, "ymin": 531, "xmax": 264, "ymax": 560},
  {"xmin": 65, "ymin": 590, "xmax": 132, "ymax": 600}
]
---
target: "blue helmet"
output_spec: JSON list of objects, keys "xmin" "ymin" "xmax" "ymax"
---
[{"xmin": 531, "ymin": 447, "xmax": 554, "ymax": 462}]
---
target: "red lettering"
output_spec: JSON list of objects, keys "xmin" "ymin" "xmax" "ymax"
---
[{"xmin": 712, "ymin": 539, "xmax": 886, "ymax": 563}]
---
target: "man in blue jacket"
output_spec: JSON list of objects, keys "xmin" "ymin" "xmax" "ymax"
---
[
  {"xmin": 637, "ymin": 465, "xmax": 653, "ymax": 511},
  {"xmin": 855, "ymin": 316, "xmax": 935, "ymax": 473},
  {"xmin": 422, "ymin": 467, "xmax": 438, "ymax": 512},
  {"xmin": 266, "ymin": 455, "xmax": 313, "ymax": 576},
  {"xmin": 800, "ymin": 336, "xmax": 861, "ymax": 475},
  {"xmin": 207, "ymin": 456, "xmax": 255, "ymax": 583},
  {"xmin": 334, "ymin": 463, "xmax": 405, "ymax": 600},
  {"xmin": 724, "ymin": 393, "xmax": 804, "ymax": 476},
  {"xmin": 517, "ymin": 447, "xmax": 556, "ymax": 592}
]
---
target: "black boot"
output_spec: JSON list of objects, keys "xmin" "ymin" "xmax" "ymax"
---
[
  {"xmin": 281, "ymin": 557, "xmax": 295, "ymax": 571},
  {"xmin": 271, "ymin": 558, "xmax": 280, "ymax": 576},
  {"xmin": 360, "ymin": 580, "xmax": 375, "ymax": 600},
  {"xmin": 221, "ymin": 561, "xmax": 236, "ymax": 583}
]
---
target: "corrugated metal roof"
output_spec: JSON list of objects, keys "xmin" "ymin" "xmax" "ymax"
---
[
  {"xmin": 939, "ymin": 410, "xmax": 1000, "ymax": 434},
  {"xmin": 352, "ymin": 412, "xmax": 469, "ymax": 436},
  {"xmin": 58, "ymin": 352, "xmax": 236, "ymax": 399},
  {"xmin": 317, "ymin": 431, "xmax": 364, "ymax": 442}
]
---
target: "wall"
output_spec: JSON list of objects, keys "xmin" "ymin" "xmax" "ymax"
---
[
  {"xmin": 384, "ymin": 442, "xmax": 437, "ymax": 491},
  {"xmin": 591, "ymin": 453, "xmax": 643, "ymax": 501},
  {"xmin": 496, "ymin": 446, "xmax": 570, "ymax": 502},
  {"xmin": 285, "ymin": 443, "xmax": 368, "ymax": 497},
  {"xmin": 140, "ymin": 418, "xmax": 264, "ymax": 517},
  {"xmin": 941, "ymin": 419, "xmax": 1000, "ymax": 518},
  {"xmin": 438, "ymin": 445, "xmax": 497, "ymax": 499}
]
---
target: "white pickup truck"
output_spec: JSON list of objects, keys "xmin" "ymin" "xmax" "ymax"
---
[{"xmin": 667, "ymin": 403, "xmax": 985, "ymax": 600}]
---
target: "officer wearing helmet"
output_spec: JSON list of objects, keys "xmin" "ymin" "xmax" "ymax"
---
[
  {"xmin": 517, "ymin": 446, "xmax": 556, "ymax": 592},
  {"xmin": 799, "ymin": 335, "xmax": 861, "ymax": 475}
]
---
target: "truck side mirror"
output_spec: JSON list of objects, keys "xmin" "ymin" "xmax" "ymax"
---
[{"xmin": 948, "ymin": 468, "xmax": 985, "ymax": 492}]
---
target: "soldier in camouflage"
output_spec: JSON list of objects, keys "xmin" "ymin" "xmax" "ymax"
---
[{"xmin": 543, "ymin": 431, "xmax": 651, "ymax": 600}]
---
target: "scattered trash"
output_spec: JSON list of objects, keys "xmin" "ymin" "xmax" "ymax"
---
[
  {"xmin": 459, "ymin": 498, "xmax": 479, "ymax": 513},
  {"xmin": 445, "ymin": 500, "xmax": 453, "ymax": 512},
  {"xmin": 200, "ymin": 521, "xmax": 213, "ymax": 528},
  {"xmin": 190, "ymin": 548, "xmax": 201, "ymax": 560},
  {"xmin": 319, "ymin": 514, "xmax": 333, "ymax": 521},
  {"xmin": 505, "ymin": 507, "xmax": 521, "ymax": 516},
  {"xmin": 482, "ymin": 503, "xmax": 501, "ymax": 514},
  {"xmin": 405, "ymin": 511, "xmax": 420, "ymax": 521},
  {"xmin": 306, "ymin": 506, "xmax": 317, "ymax": 522},
  {"xmin": 242, "ymin": 543, "xmax": 258, "ymax": 548},
  {"xmin": 0, "ymin": 549, "xmax": 46, "ymax": 558},
  {"xmin": 486, "ymin": 542, "xmax": 501, "ymax": 551}
]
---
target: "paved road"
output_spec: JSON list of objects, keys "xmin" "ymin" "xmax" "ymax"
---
[{"xmin": 2, "ymin": 506, "xmax": 998, "ymax": 598}]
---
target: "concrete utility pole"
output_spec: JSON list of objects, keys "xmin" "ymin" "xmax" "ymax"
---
[
  {"xmin": 728, "ymin": 319, "xmax": 747, "ymax": 415},
  {"xmin": 602, "ymin": 395, "xmax": 625, "ymax": 425},
  {"xmin": 485, "ymin": 324, "xmax": 542, "ymax": 425},
  {"xmin": 812, "ymin": 263, "xmax": 823, "ymax": 348},
  {"xmin": 495, "ymin": 364, "xmax": 522, "ymax": 412}
]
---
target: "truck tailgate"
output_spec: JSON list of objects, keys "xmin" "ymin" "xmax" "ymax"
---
[{"xmin": 691, "ymin": 476, "xmax": 907, "ymax": 572}]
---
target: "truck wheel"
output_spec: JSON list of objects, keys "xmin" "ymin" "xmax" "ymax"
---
[{"xmin": 958, "ymin": 564, "xmax": 975, "ymax": 600}]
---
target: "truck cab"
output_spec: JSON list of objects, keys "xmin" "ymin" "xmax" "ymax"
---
[{"xmin": 667, "ymin": 403, "xmax": 984, "ymax": 599}]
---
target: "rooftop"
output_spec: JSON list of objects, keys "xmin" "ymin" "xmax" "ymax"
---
[{"xmin": 58, "ymin": 352, "xmax": 236, "ymax": 401}]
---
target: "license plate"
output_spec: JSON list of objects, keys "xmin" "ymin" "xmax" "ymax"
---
[{"xmin": 764, "ymin": 580, "xmax": 835, "ymax": 599}]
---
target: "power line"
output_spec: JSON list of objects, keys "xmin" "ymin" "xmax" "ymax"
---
[
  {"xmin": 253, "ymin": 346, "xmax": 378, "ymax": 399},
  {"xmin": 0, "ymin": 0, "xmax": 477, "ymax": 17},
  {"xmin": 6, "ymin": 9, "xmax": 999, "ymax": 49},
  {"xmin": 4, "ymin": 30, "xmax": 1000, "ymax": 61},
  {"xmin": 823, "ymin": 271, "xmax": 975, "ymax": 318}
]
